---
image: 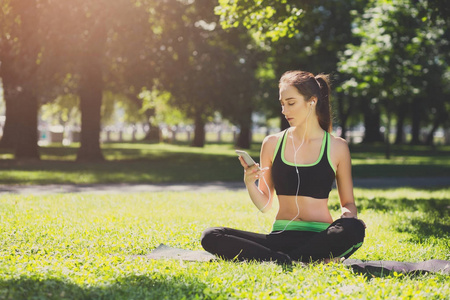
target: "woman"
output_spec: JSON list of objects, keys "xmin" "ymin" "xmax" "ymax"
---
[{"xmin": 201, "ymin": 70, "xmax": 365, "ymax": 265}]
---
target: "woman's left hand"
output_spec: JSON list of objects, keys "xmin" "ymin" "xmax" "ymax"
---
[{"xmin": 340, "ymin": 213, "xmax": 366, "ymax": 228}]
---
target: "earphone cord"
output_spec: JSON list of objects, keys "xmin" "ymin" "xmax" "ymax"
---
[
  {"xmin": 255, "ymin": 175, "xmax": 271, "ymax": 233},
  {"xmin": 267, "ymin": 106, "xmax": 312, "ymax": 235}
]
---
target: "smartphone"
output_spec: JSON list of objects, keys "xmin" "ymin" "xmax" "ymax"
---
[{"xmin": 235, "ymin": 150, "xmax": 260, "ymax": 169}]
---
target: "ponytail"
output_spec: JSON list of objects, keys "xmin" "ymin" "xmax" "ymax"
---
[{"xmin": 314, "ymin": 75, "xmax": 332, "ymax": 132}]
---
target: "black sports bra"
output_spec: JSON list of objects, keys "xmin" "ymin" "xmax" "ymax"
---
[{"xmin": 271, "ymin": 130, "xmax": 336, "ymax": 199}]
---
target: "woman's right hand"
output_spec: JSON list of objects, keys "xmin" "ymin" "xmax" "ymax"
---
[
  {"xmin": 238, "ymin": 152, "xmax": 273, "ymax": 213},
  {"xmin": 238, "ymin": 156, "xmax": 267, "ymax": 185}
]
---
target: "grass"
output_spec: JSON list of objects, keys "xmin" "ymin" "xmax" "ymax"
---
[
  {"xmin": 0, "ymin": 142, "xmax": 448, "ymax": 185},
  {"xmin": 0, "ymin": 188, "xmax": 449, "ymax": 299}
]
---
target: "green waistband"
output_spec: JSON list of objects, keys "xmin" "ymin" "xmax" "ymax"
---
[{"xmin": 272, "ymin": 220, "xmax": 330, "ymax": 232}]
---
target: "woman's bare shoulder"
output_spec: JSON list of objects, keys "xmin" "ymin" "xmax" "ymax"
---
[
  {"xmin": 262, "ymin": 131, "xmax": 285, "ymax": 147},
  {"xmin": 261, "ymin": 131, "xmax": 286, "ymax": 160},
  {"xmin": 329, "ymin": 134, "xmax": 348, "ymax": 146},
  {"xmin": 329, "ymin": 133, "xmax": 351, "ymax": 158}
]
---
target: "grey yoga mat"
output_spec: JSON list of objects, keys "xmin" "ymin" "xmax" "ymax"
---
[
  {"xmin": 134, "ymin": 244, "xmax": 216, "ymax": 262},
  {"xmin": 342, "ymin": 259, "xmax": 450, "ymax": 275},
  {"xmin": 138, "ymin": 244, "xmax": 450, "ymax": 275}
]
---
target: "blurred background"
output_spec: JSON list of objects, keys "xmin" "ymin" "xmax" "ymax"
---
[{"xmin": 1, "ymin": 0, "xmax": 449, "ymax": 161}]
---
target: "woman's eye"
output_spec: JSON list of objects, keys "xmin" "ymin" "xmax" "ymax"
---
[{"xmin": 288, "ymin": 102, "xmax": 295, "ymax": 106}]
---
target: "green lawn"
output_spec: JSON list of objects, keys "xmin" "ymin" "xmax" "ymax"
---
[
  {"xmin": 1, "ymin": 188, "xmax": 449, "ymax": 299},
  {"xmin": 0, "ymin": 142, "xmax": 448, "ymax": 185}
]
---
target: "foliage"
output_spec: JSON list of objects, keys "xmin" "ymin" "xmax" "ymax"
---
[
  {"xmin": 138, "ymin": 84, "xmax": 188, "ymax": 127},
  {"xmin": 0, "ymin": 189, "xmax": 448, "ymax": 299},
  {"xmin": 2, "ymin": 0, "xmax": 450, "ymax": 157},
  {"xmin": 337, "ymin": 0, "xmax": 450, "ymax": 143},
  {"xmin": 215, "ymin": 0, "xmax": 450, "ymax": 144},
  {"xmin": 216, "ymin": 0, "xmax": 305, "ymax": 42},
  {"xmin": 216, "ymin": 0, "xmax": 373, "ymax": 136},
  {"xmin": 40, "ymin": 94, "xmax": 80, "ymax": 127}
]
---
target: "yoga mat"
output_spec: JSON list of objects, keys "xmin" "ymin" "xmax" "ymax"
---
[
  {"xmin": 134, "ymin": 244, "xmax": 216, "ymax": 262},
  {"xmin": 343, "ymin": 259, "xmax": 450, "ymax": 275},
  {"xmin": 138, "ymin": 244, "xmax": 450, "ymax": 275}
]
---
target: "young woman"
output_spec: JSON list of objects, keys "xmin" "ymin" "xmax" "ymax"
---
[{"xmin": 201, "ymin": 70, "xmax": 366, "ymax": 265}]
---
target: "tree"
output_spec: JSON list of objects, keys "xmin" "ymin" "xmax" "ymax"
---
[
  {"xmin": 215, "ymin": 28, "xmax": 267, "ymax": 149},
  {"xmin": 215, "ymin": 0, "xmax": 369, "ymax": 137},
  {"xmin": 40, "ymin": 0, "xmax": 159, "ymax": 160},
  {"xmin": 100, "ymin": 1, "xmax": 163, "ymax": 142},
  {"xmin": 338, "ymin": 0, "xmax": 449, "ymax": 146},
  {"xmin": 0, "ymin": 0, "xmax": 41, "ymax": 159},
  {"xmin": 153, "ymin": 0, "xmax": 261, "ymax": 147},
  {"xmin": 77, "ymin": 18, "xmax": 106, "ymax": 160}
]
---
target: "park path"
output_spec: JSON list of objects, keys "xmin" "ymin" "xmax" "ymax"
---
[{"xmin": 0, "ymin": 177, "xmax": 448, "ymax": 195}]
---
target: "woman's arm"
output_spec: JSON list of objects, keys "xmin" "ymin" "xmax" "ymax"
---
[
  {"xmin": 333, "ymin": 137, "xmax": 358, "ymax": 218},
  {"xmin": 238, "ymin": 135, "xmax": 277, "ymax": 213}
]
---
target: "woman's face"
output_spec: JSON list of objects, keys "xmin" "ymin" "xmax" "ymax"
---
[{"xmin": 279, "ymin": 84, "xmax": 312, "ymax": 127}]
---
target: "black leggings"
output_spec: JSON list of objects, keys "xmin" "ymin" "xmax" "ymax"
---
[{"xmin": 201, "ymin": 218, "xmax": 365, "ymax": 264}]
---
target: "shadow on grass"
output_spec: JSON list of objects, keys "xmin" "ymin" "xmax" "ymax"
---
[
  {"xmin": 1, "ymin": 142, "xmax": 449, "ymax": 184},
  {"xmin": 0, "ymin": 275, "xmax": 211, "ymax": 300},
  {"xmin": 0, "ymin": 152, "xmax": 244, "ymax": 184},
  {"xmin": 396, "ymin": 218, "xmax": 450, "ymax": 241},
  {"xmin": 357, "ymin": 197, "xmax": 450, "ymax": 242},
  {"xmin": 352, "ymin": 164, "xmax": 450, "ymax": 178},
  {"xmin": 349, "ymin": 143, "xmax": 450, "ymax": 158},
  {"xmin": 357, "ymin": 198, "xmax": 450, "ymax": 216}
]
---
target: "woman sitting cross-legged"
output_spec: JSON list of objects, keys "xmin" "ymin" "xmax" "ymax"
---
[{"xmin": 201, "ymin": 70, "xmax": 366, "ymax": 265}]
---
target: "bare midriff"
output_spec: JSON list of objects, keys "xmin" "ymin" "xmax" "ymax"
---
[{"xmin": 276, "ymin": 195, "xmax": 333, "ymax": 224}]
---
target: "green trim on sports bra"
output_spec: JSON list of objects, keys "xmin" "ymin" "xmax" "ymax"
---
[
  {"xmin": 272, "ymin": 219, "xmax": 330, "ymax": 232},
  {"xmin": 272, "ymin": 130, "xmax": 286, "ymax": 162},
  {"xmin": 326, "ymin": 133, "xmax": 336, "ymax": 174},
  {"xmin": 272, "ymin": 130, "xmax": 336, "ymax": 174},
  {"xmin": 280, "ymin": 130, "xmax": 326, "ymax": 167}
]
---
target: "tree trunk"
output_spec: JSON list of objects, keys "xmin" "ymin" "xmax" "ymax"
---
[
  {"xmin": 236, "ymin": 123, "xmax": 251, "ymax": 149},
  {"xmin": 0, "ymin": 81, "xmax": 39, "ymax": 159},
  {"xmin": 0, "ymin": 63, "xmax": 20, "ymax": 149},
  {"xmin": 340, "ymin": 121, "xmax": 348, "ymax": 140},
  {"xmin": 410, "ymin": 97, "xmax": 422, "ymax": 145},
  {"xmin": 76, "ymin": 23, "xmax": 106, "ymax": 161},
  {"xmin": 385, "ymin": 109, "xmax": 391, "ymax": 159},
  {"xmin": 5, "ymin": 0, "xmax": 40, "ymax": 160},
  {"xmin": 142, "ymin": 109, "xmax": 160, "ymax": 142},
  {"xmin": 426, "ymin": 93, "xmax": 448, "ymax": 146},
  {"xmin": 0, "ymin": 99, "xmax": 19, "ymax": 150},
  {"xmin": 15, "ymin": 90, "xmax": 39, "ymax": 159},
  {"xmin": 236, "ymin": 105, "xmax": 252, "ymax": 149},
  {"xmin": 362, "ymin": 105, "xmax": 383, "ymax": 143},
  {"xmin": 192, "ymin": 112, "xmax": 205, "ymax": 147},
  {"xmin": 336, "ymin": 94, "xmax": 350, "ymax": 139},
  {"xmin": 144, "ymin": 124, "xmax": 161, "ymax": 142},
  {"xmin": 425, "ymin": 113, "xmax": 445, "ymax": 146},
  {"xmin": 394, "ymin": 107, "xmax": 406, "ymax": 144}
]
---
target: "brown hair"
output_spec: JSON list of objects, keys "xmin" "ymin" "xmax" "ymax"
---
[{"xmin": 279, "ymin": 70, "xmax": 332, "ymax": 132}]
